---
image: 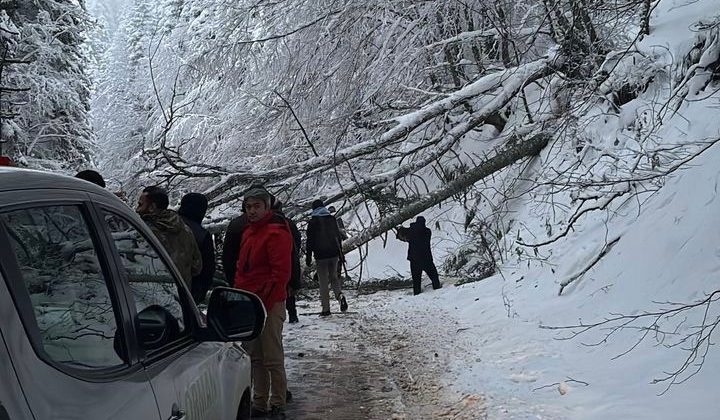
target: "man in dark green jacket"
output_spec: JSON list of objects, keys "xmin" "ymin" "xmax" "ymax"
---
[{"xmin": 136, "ymin": 186, "xmax": 201, "ymax": 287}]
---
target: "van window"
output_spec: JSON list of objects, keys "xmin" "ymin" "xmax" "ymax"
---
[
  {"xmin": 0, "ymin": 205, "xmax": 125, "ymax": 369},
  {"xmin": 103, "ymin": 212, "xmax": 189, "ymax": 348}
]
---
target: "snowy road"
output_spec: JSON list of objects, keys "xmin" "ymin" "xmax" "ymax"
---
[{"xmin": 283, "ymin": 288, "xmax": 486, "ymax": 419}]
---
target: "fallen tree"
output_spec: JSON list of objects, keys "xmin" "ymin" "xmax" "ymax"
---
[
  {"xmin": 342, "ymin": 132, "xmax": 551, "ymax": 253},
  {"xmin": 201, "ymin": 54, "xmax": 559, "ymax": 203}
]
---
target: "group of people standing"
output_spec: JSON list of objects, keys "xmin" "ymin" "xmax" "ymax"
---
[
  {"xmin": 75, "ymin": 169, "xmax": 441, "ymax": 419},
  {"xmin": 218, "ymin": 187, "xmax": 350, "ymax": 417}
]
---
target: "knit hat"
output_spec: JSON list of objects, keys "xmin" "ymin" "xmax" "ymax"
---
[
  {"xmin": 179, "ymin": 193, "xmax": 209, "ymax": 223},
  {"xmin": 244, "ymin": 186, "xmax": 272, "ymax": 208},
  {"xmin": 311, "ymin": 199, "xmax": 324, "ymax": 210},
  {"xmin": 75, "ymin": 170, "xmax": 106, "ymax": 188}
]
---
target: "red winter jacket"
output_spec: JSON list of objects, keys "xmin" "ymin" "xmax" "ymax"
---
[{"xmin": 233, "ymin": 212, "xmax": 293, "ymax": 310}]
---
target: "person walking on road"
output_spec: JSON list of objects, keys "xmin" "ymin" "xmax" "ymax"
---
[
  {"xmin": 232, "ymin": 187, "xmax": 293, "ymax": 418},
  {"xmin": 397, "ymin": 216, "xmax": 442, "ymax": 295},
  {"xmin": 178, "ymin": 193, "xmax": 216, "ymax": 304},
  {"xmin": 136, "ymin": 186, "xmax": 201, "ymax": 287},
  {"xmin": 306, "ymin": 199, "xmax": 348, "ymax": 316}
]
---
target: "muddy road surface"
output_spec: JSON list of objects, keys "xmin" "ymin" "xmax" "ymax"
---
[{"xmin": 283, "ymin": 292, "xmax": 486, "ymax": 419}]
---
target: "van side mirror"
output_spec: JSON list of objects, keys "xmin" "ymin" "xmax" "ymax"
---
[{"xmin": 205, "ymin": 287, "xmax": 265, "ymax": 342}]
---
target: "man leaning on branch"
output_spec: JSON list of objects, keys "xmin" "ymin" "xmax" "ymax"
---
[
  {"xmin": 233, "ymin": 187, "xmax": 293, "ymax": 418},
  {"xmin": 397, "ymin": 216, "xmax": 442, "ymax": 295}
]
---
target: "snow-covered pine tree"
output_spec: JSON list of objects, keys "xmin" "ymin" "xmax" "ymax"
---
[
  {"xmin": 0, "ymin": 9, "xmax": 24, "ymax": 160},
  {"xmin": 5, "ymin": 0, "xmax": 95, "ymax": 170}
]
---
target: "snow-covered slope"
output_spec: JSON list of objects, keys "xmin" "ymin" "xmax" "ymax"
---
[{"xmin": 349, "ymin": 0, "xmax": 720, "ymax": 417}]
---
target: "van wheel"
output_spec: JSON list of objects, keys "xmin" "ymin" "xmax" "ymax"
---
[{"xmin": 237, "ymin": 390, "xmax": 251, "ymax": 420}]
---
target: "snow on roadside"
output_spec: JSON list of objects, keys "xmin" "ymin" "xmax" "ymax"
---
[
  {"xmin": 339, "ymin": 1, "xmax": 720, "ymax": 418},
  {"xmin": 384, "ymin": 119, "xmax": 720, "ymax": 418}
]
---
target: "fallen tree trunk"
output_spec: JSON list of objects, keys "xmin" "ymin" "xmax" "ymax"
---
[
  {"xmin": 297, "ymin": 60, "xmax": 555, "ymax": 211},
  {"xmin": 342, "ymin": 132, "xmax": 552, "ymax": 253},
  {"xmin": 202, "ymin": 54, "xmax": 558, "ymax": 202}
]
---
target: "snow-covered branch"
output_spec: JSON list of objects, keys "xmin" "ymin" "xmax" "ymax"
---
[{"xmin": 343, "ymin": 133, "xmax": 551, "ymax": 252}]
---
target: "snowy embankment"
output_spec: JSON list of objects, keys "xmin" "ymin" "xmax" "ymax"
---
[
  {"xmin": 343, "ymin": 0, "xmax": 720, "ymax": 418},
  {"xmin": 363, "ymin": 150, "xmax": 720, "ymax": 417}
]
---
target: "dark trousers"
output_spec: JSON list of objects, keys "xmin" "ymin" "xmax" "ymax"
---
[
  {"xmin": 286, "ymin": 295, "xmax": 298, "ymax": 322},
  {"xmin": 191, "ymin": 280, "xmax": 211, "ymax": 304},
  {"xmin": 410, "ymin": 260, "xmax": 441, "ymax": 295}
]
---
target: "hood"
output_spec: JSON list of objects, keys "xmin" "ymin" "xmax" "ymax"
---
[
  {"xmin": 178, "ymin": 193, "xmax": 208, "ymax": 223},
  {"xmin": 142, "ymin": 209, "xmax": 186, "ymax": 233},
  {"xmin": 311, "ymin": 207, "xmax": 331, "ymax": 217}
]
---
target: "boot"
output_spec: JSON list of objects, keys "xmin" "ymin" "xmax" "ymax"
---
[{"xmin": 339, "ymin": 293, "xmax": 348, "ymax": 312}]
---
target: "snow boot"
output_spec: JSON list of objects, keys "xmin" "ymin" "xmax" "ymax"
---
[{"xmin": 339, "ymin": 294, "xmax": 348, "ymax": 312}]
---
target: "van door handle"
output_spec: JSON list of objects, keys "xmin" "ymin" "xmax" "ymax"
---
[{"xmin": 168, "ymin": 403, "xmax": 186, "ymax": 420}]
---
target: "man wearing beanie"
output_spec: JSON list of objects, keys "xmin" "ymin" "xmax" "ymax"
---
[
  {"xmin": 306, "ymin": 198, "xmax": 348, "ymax": 316},
  {"xmin": 178, "ymin": 193, "xmax": 216, "ymax": 304},
  {"xmin": 233, "ymin": 186, "xmax": 293, "ymax": 418}
]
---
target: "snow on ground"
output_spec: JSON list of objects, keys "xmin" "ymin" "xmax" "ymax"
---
[
  {"xmin": 317, "ymin": 1, "xmax": 720, "ymax": 418},
  {"xmin": 337, "ymin": 138, "xmax": 720, "ymax": 416},
  {"xmin": 285, "ymin": 289, "xmax": 487, "ymax": 419}
]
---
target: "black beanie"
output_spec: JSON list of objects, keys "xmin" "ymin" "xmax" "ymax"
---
[
  {"xmin": 75, "ymin": 170, "xmax": 106, "ymax": 188},
  {"xmin": 311, "ymin": 199, "xmax": 324, "ymax": 210},
  {"xmin": 179, "ymin": 193, "xmax": 209, "ymax": 223}
]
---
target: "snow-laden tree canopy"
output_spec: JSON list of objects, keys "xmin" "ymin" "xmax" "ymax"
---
[{"xmin": 91, "ymin": 0, "xmax": 720, "ymax": 268}]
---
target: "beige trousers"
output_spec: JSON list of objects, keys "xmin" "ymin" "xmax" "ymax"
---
[
  {"xmin": 243, "ymin": 301, "xmax": 287, "ymax": 409},
  {"xmin": 316, "ymin": 257, "xmax": 342, "ymax": 312}
]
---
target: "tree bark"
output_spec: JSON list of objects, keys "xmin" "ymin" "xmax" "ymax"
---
[
  {"xmin": 342, "ymin": 133, "xmax": 551, "ymax": 253},
  {"xmin": 641, "ymin": 0, "xmax": 651, "ymax": 36}
]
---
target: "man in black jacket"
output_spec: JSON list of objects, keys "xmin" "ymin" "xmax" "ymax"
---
[
  {"xmin": 178, "ymin": 193, "xmax": 216, "ymax": 304},
  {"xmin": 397, "ymin": 216, "xmax": 442, "ymax": 295},
  {"xmin": 306, "ymin": 199, "xmax": 348, "ymax": 316}
]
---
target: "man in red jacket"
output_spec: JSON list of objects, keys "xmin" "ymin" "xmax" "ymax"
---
[{"xmin": 234, "ymin": 187, "xmax": 293, "ymax": 418}]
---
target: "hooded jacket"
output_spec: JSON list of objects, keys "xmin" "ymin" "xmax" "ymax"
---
[
  {"xmin": 233, "ymin": 211, "xmax": 293, "ymax": 310},
  {"xmin": 181, "ymin": 215, "xmax": 215, "ymax": 283},
  {"xmin": 306, "ymin": 206, "xmax": 343, "ymax": 263},
  {"xmin": 141, "ymin": 209, "xmax": 202, "ymax": 286}
]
